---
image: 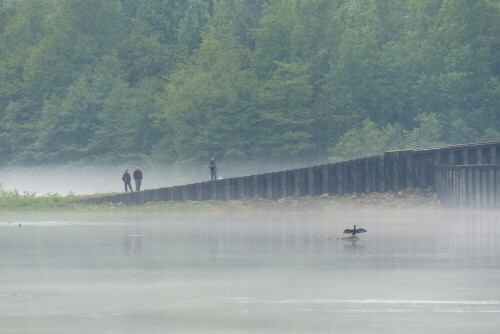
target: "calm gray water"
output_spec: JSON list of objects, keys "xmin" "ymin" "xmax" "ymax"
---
[{"xmin": 1, "ymin": 211, "xmax": 499, "ymax": 333}]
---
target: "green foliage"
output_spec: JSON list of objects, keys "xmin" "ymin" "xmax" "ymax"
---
[
  {"xmin": 329, "ymin": 119, "xmax": 404, "ymax": 161},
  {"xmin": 405, "ymin": 113, "xmax": 444, "ymax": 149},
  {"xmin": 156, "ymin": 38, "xmax": 260, "ymax": 163},
  {"xmin": 0, "ymin": 0, "xmax": 498, "ymax": 167},
  {"xmin": 481, "ymin": 128, "xmax": 500, "ymax": 142},
  {"xmin": 330, "ymin": 113, "xmax": 455, "ymax": 161},
  {"xmin": 0, "ymin": 182, "xmax": 120, "ymax": 211},
  {"xmin": 0, "ymin": 182, "xmax": 64, "ymax": 210},
  {"xmin": 257, "ymin": 62, "xmax": 315, "ymax": 158}
]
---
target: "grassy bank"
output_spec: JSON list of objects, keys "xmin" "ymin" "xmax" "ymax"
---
[{"xmin": 0, "ymin": 183, "xmax": 440, "ymax": 214}]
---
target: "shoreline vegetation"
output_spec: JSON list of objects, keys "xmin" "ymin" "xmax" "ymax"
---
[{"xmin": 0, "ymin": 185, "xmax": 441, "ymax": 214}]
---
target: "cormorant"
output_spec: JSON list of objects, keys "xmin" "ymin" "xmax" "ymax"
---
[{"xmin": 343, "ymin": 225, "xmax": 366, "ymax": 236}]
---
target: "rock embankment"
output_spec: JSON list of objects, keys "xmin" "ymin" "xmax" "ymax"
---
[
  {"xmin": 275, "ymin": 187, "xmax": 439, "ymax": 210},
  {"xmin": 107, "ymin": 187, "xmax": 440, "ymax": 211}
]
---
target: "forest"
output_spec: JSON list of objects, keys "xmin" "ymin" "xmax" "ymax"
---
[{"xmin": 0, "ymin": 0, "xmax": 498, "ymax": 166}]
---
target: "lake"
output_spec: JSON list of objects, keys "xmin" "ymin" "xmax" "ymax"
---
[{"xmin": 1, "ymin": 210, "xmax": 499, "ymax": 333}]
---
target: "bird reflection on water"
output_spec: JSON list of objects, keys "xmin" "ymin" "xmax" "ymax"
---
[{"xmin": 343, "ymin": 238, "xmax": 364, "ymax": 252}]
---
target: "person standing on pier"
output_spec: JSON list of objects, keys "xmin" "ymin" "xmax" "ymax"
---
[
  {"xmin": 133, "ymin": 167, "xmax": 143, "ymax": 191},
  {"xmin": 209, "ymin": 157, "xmax": 217, "ymax": 181},
  {"xmin": 122, "ymin": 169, "xmax": 133, "ymax": 192}
]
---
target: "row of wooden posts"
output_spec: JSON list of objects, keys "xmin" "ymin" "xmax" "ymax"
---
[
  {"xmin": 436, "ymin": 165, "xmax": 500, "ymax": 208},
  {"xmin": 84, "ymin": 141, "xmax": 500, "ymax": 208}
]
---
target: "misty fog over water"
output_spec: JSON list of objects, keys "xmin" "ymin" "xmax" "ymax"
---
[
  {"xmin": 1, "ymin": 210, "xmax": 499, "ymax": 333},
  {"xmin": 1, "ymin": 166, "xmax": 188, "ymax": 195},
  {"xmin": 0, "ymin": 161, "xmax": 324, "ymax": 195}
]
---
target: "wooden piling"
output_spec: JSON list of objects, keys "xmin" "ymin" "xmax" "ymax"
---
[{"xmin": 82, "ymin": 142, "xmax": 500, "ymax": 208}]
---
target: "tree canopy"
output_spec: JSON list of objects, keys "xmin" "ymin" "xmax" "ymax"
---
[{"xmin": 0, "ymin": 0, "xmax": 498, "ymax": 166}]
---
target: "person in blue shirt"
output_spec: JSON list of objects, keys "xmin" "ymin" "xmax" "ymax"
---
[{"xmin": 208, "ymin": 157, "xmax": 217, "ymax": 181}]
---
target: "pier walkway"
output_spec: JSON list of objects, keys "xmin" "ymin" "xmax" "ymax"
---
[{"xmin": 84, "ymin": 141, "xmax": 500, "ymax": 208}]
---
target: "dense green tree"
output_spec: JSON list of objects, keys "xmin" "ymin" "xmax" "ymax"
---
[
  {"xmin": 35, "ymin": 56, "xmax": 124, "ymax": 162},
  {"xmin": 135, "ymin": 0, "xmax": 213, "ymax": 49},
  {"xmin": 156, "ymin": 38, "xmax": 259, "ymax": 163},
  {"xmin": 0, "ymin": 0, "xmax": 497, "ymax": 167},
  {"xmin": 253, "ymin": 1, "xmax": 296, "ymax": 74},
  {"xmin": 115, "ymin": 27, "xmax": 175, "ymax": 86},
  {"xmin": 177, "ymin": 0, "xmax": 211, "ymax": 53},
  {"xmin": 0, "ymin": 0, "xmax": 56, "ymax": 163},
  {"xmin": 257, "ymin": 62, "xmax": 315, "ymax": 158},
  {"xmin": 89, "ymin": 78, "xmax": 161, "ymax": 163},
  {"xmin": 329, "ymin": 119, "xmax": 404, "ymax": 161},
  {"xmin": 329, "ymin": 113, "xmax": 445, "ymax": 161},
  {"xmin": 405, "ymin": 113, "xmax": 444, "ymax": 149}
]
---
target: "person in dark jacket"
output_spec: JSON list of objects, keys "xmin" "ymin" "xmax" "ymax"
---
[
  {"xmin": 208, "ymin": 157, "xmax": 217, "ymax": 181},
  {"xmin": 133, "ymin": 167, "xmax": 143, "ymax": 191},
  {"xmin": 122, "ymin": 169, "xmax": 133, "ymax": 192}
]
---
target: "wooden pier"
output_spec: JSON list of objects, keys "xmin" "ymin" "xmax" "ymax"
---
[{"xmin": 83, "ymin": 141, "xmax": 500, "ymax": 208}]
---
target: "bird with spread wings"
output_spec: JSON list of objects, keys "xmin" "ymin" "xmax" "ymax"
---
[{"xmin": 343, "ymin": 225, "xmax": 367, "ymax": 236}]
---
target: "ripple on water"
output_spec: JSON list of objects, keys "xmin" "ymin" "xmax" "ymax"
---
[{"xmin": 0, "ymin": 221, "xmax": 128, "ymax": 227}]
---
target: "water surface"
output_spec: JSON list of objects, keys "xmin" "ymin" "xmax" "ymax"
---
[{"xmin": 1, "ymin": 211, "xmax": 499, "ymax": 333}]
